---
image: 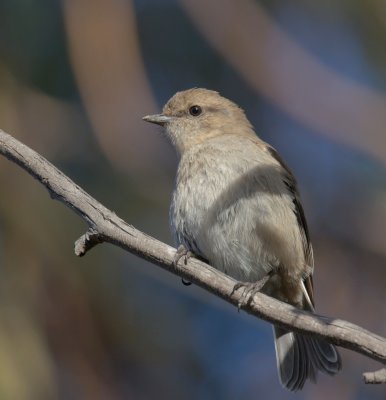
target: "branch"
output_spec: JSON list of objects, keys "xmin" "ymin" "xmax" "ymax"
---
[
  {"xmin": 0, "ymin": 129, "xmax": 385, "ymax": 383},
  {"xmin": 363, "ymin": 368, "xmax": 386, "ymax": 384}
]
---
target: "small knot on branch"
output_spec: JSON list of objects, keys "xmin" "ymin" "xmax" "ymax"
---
[{"xmin": 74, "ymin": 228, "xmax": 103, "ymax": 256}]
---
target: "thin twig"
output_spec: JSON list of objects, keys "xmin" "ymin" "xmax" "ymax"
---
[
  {"xmin": 0, "ymin": 129, "xmax": 385, "ymax": 383},
  {"xmin": 363, "ymin": 368, "xmax": 386, "ymax": 384}
]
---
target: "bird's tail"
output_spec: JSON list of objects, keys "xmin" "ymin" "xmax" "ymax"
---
[{"xmin": 273, "ymin": 326, "xmax": 341, "ymax": 391}]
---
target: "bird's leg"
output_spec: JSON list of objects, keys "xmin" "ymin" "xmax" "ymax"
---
[
  {"xmin": 173, "ymin": 245, "xmax": 193, "ymax": 286},
  {"xmin": 232, "ymin": 272, "xmax": 273, "ymax": 310}
]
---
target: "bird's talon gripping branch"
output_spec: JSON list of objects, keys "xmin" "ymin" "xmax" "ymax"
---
[
  {"xmin": 173, "ymin": 245, "xmax": 192, "ymax": 266},
  {"xmin": 173, "ymin": 245, "xmax": 193, "ymax": 285},
  {"xmin": 232, "ymin": 274, "xmax": 271, "ymax": 311}
]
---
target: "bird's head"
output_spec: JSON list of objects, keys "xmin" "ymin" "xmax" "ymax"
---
[{"xmin": 143, "ymin": 88, "xmax": 253, "ymax": 154}]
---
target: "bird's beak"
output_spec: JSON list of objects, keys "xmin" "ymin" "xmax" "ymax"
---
[{"xmin": 142, "ymin": 113, "xmax": 173, "ymax": 126}]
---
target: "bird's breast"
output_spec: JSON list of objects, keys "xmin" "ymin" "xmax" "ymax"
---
[{"xmin": 169, "ymin": 137, "xmax": 306, "ymax": 282}]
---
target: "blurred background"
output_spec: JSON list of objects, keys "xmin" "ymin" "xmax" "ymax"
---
[{"xmin": 0, "ymin": 0, "xmax": 385, "ymax": 399}]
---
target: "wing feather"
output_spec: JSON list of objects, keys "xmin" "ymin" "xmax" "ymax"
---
[{"xmin": 265, "ymin": 145, "xmax": 315, "ymax": 307}]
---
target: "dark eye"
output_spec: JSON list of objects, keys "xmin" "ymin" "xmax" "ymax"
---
[{"xmin": 189, "ymin": 105, "xmax": 202, "ymax": 117}]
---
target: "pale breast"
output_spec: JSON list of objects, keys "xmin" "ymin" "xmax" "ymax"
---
[{"xmin": 170, "ymin": 135, "xmax": 307, "ymax": 282}]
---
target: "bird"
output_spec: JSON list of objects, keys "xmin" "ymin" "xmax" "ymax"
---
[{"xmin": 143, "ymin": 88, "xmax": 341, "ymax": 391}]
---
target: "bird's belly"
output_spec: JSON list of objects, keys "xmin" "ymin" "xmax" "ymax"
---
[
  {"xmin": 171, "ymin": 151, "xmax": 307, "ymax": 284},
  {"xmin": 172, "ymin": 181, "xmax": 280, "ymax": 282}
]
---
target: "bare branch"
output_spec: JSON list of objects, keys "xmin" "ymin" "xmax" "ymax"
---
[
  {"xmin": 74, "ymin": 228, "xmax": 103, "ymax": 256},
  {"xmin": 363, "ymin": 368, "xmax": 386, "ymax": 384},
  {"xmin": 0, "ymin": 128, "xmax": 385, "ymax": 382}
]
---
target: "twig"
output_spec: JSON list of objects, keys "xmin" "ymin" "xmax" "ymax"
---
[
  {"xmin": 0, "ymin": 129, "xmax": 385, "ymax": 383},
  {"xmin": 363, "ymin": 368, "xmax": 386, "ymax": 384}
]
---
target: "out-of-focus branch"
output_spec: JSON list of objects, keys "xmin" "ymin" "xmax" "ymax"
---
[
  {"xmin": 62, "ymin": 0, "xmax": 170, "ymax": 176},
  {"xmin": 179, "ymin": 0, "xmax": 386, "ymax": 166},
  {"xmin": 0, "ymin": 129, "xmax": 385, "ymax": 384}
]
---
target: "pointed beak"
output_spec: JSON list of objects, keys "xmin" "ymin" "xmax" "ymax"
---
[{"xmin": 142, "ymin": 113, "xmax": 173, "ymax": 126}]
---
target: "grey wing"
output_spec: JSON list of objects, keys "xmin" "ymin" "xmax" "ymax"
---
[{"xmin": 266, "ymin": 146, "xmax": 315, "ymax": 307}]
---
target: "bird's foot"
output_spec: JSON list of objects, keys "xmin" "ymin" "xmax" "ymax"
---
[
  {"xmin": 173, "ymin": 245, "xmax": 193, "ymax": 286},
  {"xmin": 231, "ymin": 274, "xmax": 271, "ymax": 311},
  {"xmin": 173, "ymin": 245, "xmax": 192, "ymax": 266}
]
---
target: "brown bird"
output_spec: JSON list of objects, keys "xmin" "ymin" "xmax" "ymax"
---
[{"xmin": 143, "ymin": 88, "xmax": 341, "ymax": 391}]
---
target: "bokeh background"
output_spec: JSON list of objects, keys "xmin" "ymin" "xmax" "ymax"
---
[{"xmin": 0, "ymin": 0, "xmax": 385, "ymax": 399}]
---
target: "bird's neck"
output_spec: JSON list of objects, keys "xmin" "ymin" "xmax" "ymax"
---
[{"xmin": 176, "ymin": 127, "xmax": 256, "ymax": 156}]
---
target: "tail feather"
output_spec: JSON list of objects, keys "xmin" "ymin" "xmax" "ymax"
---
[
  {"xmin": 274, "ymin": 326, "xmax": 341, "ymax": 391},
  {"xmin": 310, "ymin": 337, "xmax": 341, "ymax": 375}
]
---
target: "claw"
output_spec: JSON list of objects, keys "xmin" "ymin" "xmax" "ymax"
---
[
  {"xmin": 231, "ymin": 274, "xmax": 271, "ymax": 311},
  {"xmin": 173, "ymin": 245, "xmax": 193, "ymax": 286},
  {"xmin": 173, "ymin": 245, "xmax": 192, "ymax": 266}
]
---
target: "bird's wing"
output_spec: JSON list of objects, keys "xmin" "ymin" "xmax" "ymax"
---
[{"xmin": 264, "ymin": 145, "xmax": 315, "ymax": 308}]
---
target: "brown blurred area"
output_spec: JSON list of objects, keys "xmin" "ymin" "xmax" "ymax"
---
[{"xmin": 0, "ymin": 0, "xmax": 386, "ymax": 399}]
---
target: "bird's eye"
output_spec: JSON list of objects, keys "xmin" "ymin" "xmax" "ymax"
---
[{"xmin": 189, "ymin": 105, "xmax": 202, "ymax": 117}]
